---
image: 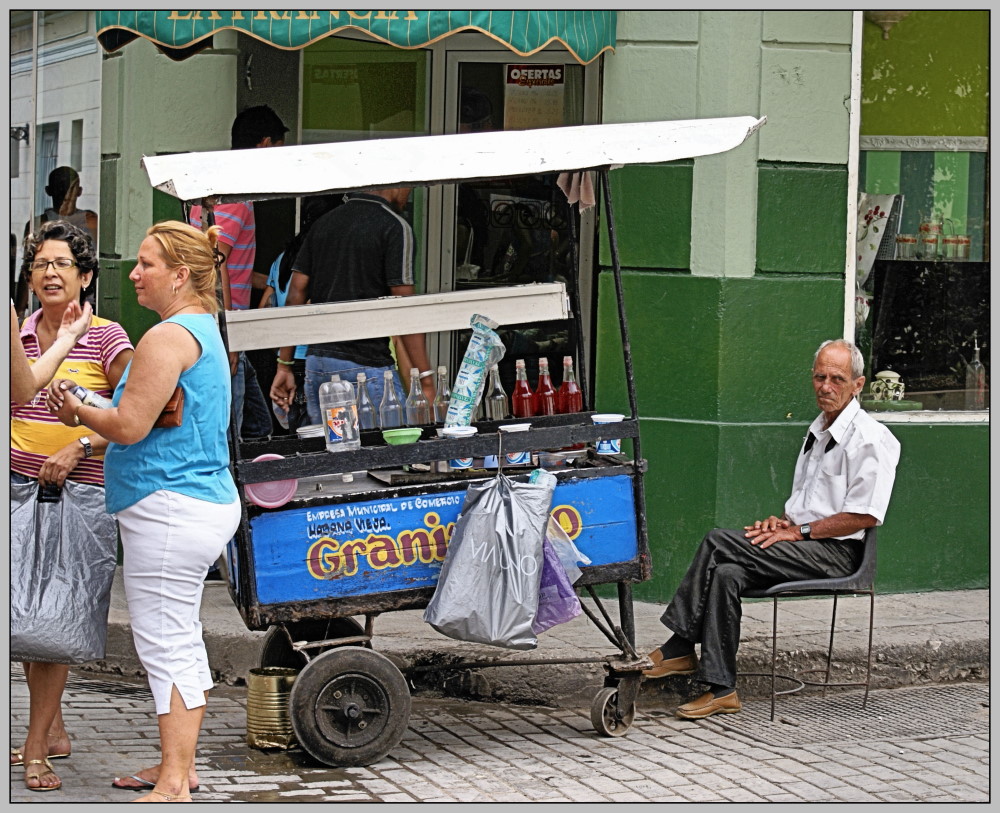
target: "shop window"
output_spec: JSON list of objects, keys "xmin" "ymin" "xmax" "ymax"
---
[
  {"xmin": 34, "ymin": 122, "xmax": 59, "ymax": 217},
  {"xmin": 70, "ymin": 118, "xmax": 83, "ymax": 170},
  {"xmin": 855, "ymin": 147, "xmax": 989, "ymax": 411}
]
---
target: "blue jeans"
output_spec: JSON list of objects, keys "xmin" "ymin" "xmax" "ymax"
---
[
  {"xmin": 232, "ymin": 352, "xmax": 272, "ymax": 440},
  {"xmin": 304, "ymin": 355, "xmax": 404, "ymax": 427}
]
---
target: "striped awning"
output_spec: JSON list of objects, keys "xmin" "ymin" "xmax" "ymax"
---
[{"xmin": 96, "ymin": 10, "xmax": 616, "ymax": 65}]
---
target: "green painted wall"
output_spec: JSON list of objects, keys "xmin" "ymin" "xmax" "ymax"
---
[
  {"xmin": 860, "ymin": 11, "xmax": 989, "ymax": 138},
  {"xmin": 596, "ymin": 10, "xmax": 988, "ymax": 599},
  {"xmin": 593, "ymin": 267, "xmax": 988, "ymax": 598},
  {"xmin": 757, "ymin": 163, "xmax": 848, "ymax": 274}
]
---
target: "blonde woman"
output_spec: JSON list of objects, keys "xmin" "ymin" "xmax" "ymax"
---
[{"xmin": 49, "ymin": 221, "xmax": 239, "ymax": 803}]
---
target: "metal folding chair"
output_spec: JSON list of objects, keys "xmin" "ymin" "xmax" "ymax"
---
[{"xmin": 742, "ymin": 526, "xmax": 878, "ymax": 721}]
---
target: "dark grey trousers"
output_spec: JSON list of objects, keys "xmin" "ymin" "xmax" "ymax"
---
[{"xmin": 660, "ymin": 528, "xmax": 863, "ymax": 689}]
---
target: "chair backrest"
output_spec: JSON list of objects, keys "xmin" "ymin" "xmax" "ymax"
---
[{"xmin": 748, "ymin": 525, "xmax": 878, "ymax": 597}]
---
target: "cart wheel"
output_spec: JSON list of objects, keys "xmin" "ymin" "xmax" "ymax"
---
[
  {"xmin": 590, "ymin": 686, "xmax": 635, "ymax": 737},
  {"xmin": 289, "ymin": 646, "xmax": 411, "ymax": 767},
  {"xmin": 259, "ymin": 618, "xmax": 365, "ymax": 670}
]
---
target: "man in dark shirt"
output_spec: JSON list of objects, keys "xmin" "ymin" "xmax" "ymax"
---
[{"xmin": 271, "ymin": 187, "xmax": 435, "ymax": 423}]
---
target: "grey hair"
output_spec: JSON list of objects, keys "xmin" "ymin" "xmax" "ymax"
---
[{"xmin": 814, "ymin": 339, "xmax": 865, "ymax": 379}]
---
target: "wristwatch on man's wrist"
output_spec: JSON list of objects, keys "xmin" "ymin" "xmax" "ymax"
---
[
  {"xmin": 799, "ymin": 523, "xmax": 812, "ymax": 540},
  {"xmin": 78, "ymin": 436, "xmax": 94, "ymax": 459}
]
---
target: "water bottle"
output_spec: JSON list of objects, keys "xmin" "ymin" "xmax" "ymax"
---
[
  {"xmin": 433, "ymin": 366, "xmax": 451, "ymax": 424},
  {"xmin": 405, "ymin": 367, "xmax": 432, "ymax": 426},
  {"xmin": 965, "ymin": 333, "xmax": 986, "ymax": 410},
  {"xmin": 318, "ymin": 375, "xmax": 360, "ymax": 452},
  {"xmin": 68, "ymin": 384, "xmax": 113, "ymax": 410},
  {"xmin": 379, "ymin": 370, "xmax": 404, "ymax": 428},
  {"xmin": 533, "ymin": 357, "xmax": 557, "ymax": 416},
  {"xmin": 485, "ymin": 364, "xmax": 509, "ymax": 420},
  {"xmin": 356, "ymin": 372, "xmax": 378, "ymax": 430}
]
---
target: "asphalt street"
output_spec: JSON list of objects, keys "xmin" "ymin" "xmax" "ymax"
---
[{"xmin": 9, "ymin": 669, "xmax": 989, "ymax": 804}]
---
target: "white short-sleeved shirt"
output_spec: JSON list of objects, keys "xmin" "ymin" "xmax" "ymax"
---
[{"xmin": 784, "ymin": 398, "xmax": 901, "ymax": 540}]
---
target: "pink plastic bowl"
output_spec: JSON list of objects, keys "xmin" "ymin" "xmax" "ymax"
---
[{"xmin": 244, "ymin": 454, "xmax": 298, "ymax": 509}]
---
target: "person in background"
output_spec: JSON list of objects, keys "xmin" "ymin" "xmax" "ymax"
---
[
  {"xmin": 641, "ymin": 340, "xmax": 900, "ymax": 720},
  {"xmin": 270, "ymin": 186, "xmax": 436, "ymax": 422},
  {"xmin": 18, "ymin": 167, "xmax": 98, "ymax": 317},
  {"xmin": 10, "ymin": 220, "xmax": 133, "ymax": 792},
  {"xmin": 48, "ymin": 221, "xmax": 240, "ymax": 802},
  {"xmin": 260, "ymin": 194, "xmax": 339, "ymax": 433},
  {"xmin": 189, "ymin": 104, "xmax": 287, "ymax": 440}
]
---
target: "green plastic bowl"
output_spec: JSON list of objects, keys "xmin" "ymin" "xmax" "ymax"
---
[{"xmin": 382, "ymin": 427, "xmax": 423, "ymax": 445}]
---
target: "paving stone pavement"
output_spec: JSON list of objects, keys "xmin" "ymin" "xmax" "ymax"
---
[{"xmin": 10, "ymin": 670, "xmax": 989, "ymax": 804}]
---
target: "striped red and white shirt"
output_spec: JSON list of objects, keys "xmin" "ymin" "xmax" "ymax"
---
[{"xmin": 11, "ymin": 311, "xmax": 133, "ymax": 486}]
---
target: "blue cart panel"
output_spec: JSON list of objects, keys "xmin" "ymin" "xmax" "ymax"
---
[{"xmin": 247, "ymin": 473, "xmax": 638, "ymax": 606}]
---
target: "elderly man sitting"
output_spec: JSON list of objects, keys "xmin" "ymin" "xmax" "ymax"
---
[{"xmin": 643, "ymin": 339, "xmax": 901, "ymax": 719}]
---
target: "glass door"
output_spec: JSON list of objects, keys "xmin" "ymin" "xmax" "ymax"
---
[{"xmin": 438, "ymin": 50, "xmax": 598, "ymax": 403}]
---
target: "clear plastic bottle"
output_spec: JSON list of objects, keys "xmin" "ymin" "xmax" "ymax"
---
[
  {"xmin": 533, "ymin": 356, "xmax": 557, "ymax": 416},
  {"xmin": 965, "ymin": 333, "xmax": 986, "ymax": 410},
  {"xmin": 318, "ymin": 375, "xmax": 360, "ymax": 452},
  {"xmin": 405, "ymin": 367, "xmax": 432, "ymax": 426},
  {"xmin": 356, "ymin": 372, "xmax": 378, "ymax": 431},
  {"xmin": 485, "ymin": 364, "xmax": 509, "ymax": 420},
  {"xmin": 68, "ymin": 384, "xmax": 114, "ymax": 410},
  {"xmin": 379, "ymin": 369, "xmax": 404, "ymax": 428},
  {"xmin": 511, "ymin": 358, "xmax": 535, "ymax": 418},
  {"xmin": 556, "ymin": 355, "xmax": 583, "ymax": 414},
  {"xmin": 433, "ymin": 365, "xmax": 451, "ymax": 424}
]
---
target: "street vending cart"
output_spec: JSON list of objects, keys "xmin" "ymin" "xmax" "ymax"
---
[{"xmin": 141, "ymin": 115, "xmax": 765, "ymax": 766}]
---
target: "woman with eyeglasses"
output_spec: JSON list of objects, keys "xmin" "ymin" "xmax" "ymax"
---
[{"xmin": 10, "ymin": 220, "xmax": 134, "ymax": 792}]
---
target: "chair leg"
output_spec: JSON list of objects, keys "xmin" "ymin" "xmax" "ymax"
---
[
  {"xmin": 769, "ymin": 597, "xmax": 778, "ymax": 722},
  {"xmin": 822, "ymin": 594, "xmax": 839, "ymax": 698},
  {"xmin": 862, "ymin": 589, "xmax": 875, "ymax": 708}
]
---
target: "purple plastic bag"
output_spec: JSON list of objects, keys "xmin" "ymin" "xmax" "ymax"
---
[{"xmin": 532, "ymin": 536, "xmax": 582, "ymax": 634}]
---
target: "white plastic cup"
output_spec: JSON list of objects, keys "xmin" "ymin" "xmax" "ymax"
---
[
  {"xmin": 591, "ymin": 413, "xmax": 625, "ymax": 454},
  {"xmin": 499, "ymin": 423, "xmax": 532, "ymax": 465},
  {"xmin": 443, "ymin": 425, "xmax": 477, "ymax": 469}
]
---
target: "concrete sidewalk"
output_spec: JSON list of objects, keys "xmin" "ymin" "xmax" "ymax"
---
[{"xmin": 96, "ymin": 569, "xmax": 988, "ymax": 707}]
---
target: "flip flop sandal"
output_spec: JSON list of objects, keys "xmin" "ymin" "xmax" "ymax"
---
[
  {"xmin": 25, "ymin": 758, "xmax": 61, "ymax": 792},
  {"xmin": 11, "ymin": 747, "xmax": 69, "ymax": 766},
  {"xmin": 113, "ymin": 775, "xmax": 200, "ymax": 793}
]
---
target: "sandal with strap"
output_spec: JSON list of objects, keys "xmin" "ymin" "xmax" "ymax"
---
[
  {"xmin": 149, "ymin": 789, "xmax": 192, "ymax": 802},
  {"xmin": 24, "ymin": 758, "xmax": 61, "ymax": 792},
  {"xmin": 11, "ymin": 746, "xmax": 70, "ymax": 766}
]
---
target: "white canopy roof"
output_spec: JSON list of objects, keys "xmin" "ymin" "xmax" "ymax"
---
[{"xmin": 141, "ymin": 116, "xmax": 766, "ymax": 203}]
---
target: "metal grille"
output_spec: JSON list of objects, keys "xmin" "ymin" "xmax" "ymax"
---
[
  {"xmin": 690, "ymin": 683, "xmax": 990, "ymax": 747},
  {"xmin": 12, "ymin": 670, "xmax": 155, "ymax": 700}
]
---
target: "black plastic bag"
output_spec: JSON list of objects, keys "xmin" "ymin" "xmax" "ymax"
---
[
  {"xmin": 10, "ymin": 480, "xmax": 118, "ymax": 664},
  {"xmin": 423, "ymin": 473, "xmax": 555, "ymax": 649}
]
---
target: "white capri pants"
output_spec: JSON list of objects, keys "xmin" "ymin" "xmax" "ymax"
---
[{"xmin": 116, "ymin": 489, "xmax": 240, "ymax": 715}]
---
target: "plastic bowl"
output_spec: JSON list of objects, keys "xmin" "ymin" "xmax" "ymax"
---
[
  {"xmin": 382, "ymin": 427, "xmax": 423, "ymax": 445},
  {"xmin": 244, "ymin": 454, "xmax": 298, "ymax": 509}
]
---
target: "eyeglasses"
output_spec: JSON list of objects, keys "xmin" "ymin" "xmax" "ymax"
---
[{"xmin": 30, "ymin": 258, "xmax": 77, "ymax": 273}]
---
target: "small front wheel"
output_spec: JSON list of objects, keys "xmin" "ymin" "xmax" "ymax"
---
[
  {"xmin": 590, "ymin": 685, "xmax": 635, "ymax": 737},
  {"xmin": 289, "ymin": 647, "xmax": 411, "ymax": 767}
]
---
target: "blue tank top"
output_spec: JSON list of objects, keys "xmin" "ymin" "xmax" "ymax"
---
[{"xmin": 104, "ymin": 314, "xmax": 238, "ymax": 514}]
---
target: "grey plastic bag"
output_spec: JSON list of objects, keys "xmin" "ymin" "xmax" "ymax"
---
[
  {"xmin": 423, "ymin": 473, "xmax": 555, "ymax": 649},
  {"xmin": 10, "ymin": 480, "xmax": 118, "ymax": 664}
]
